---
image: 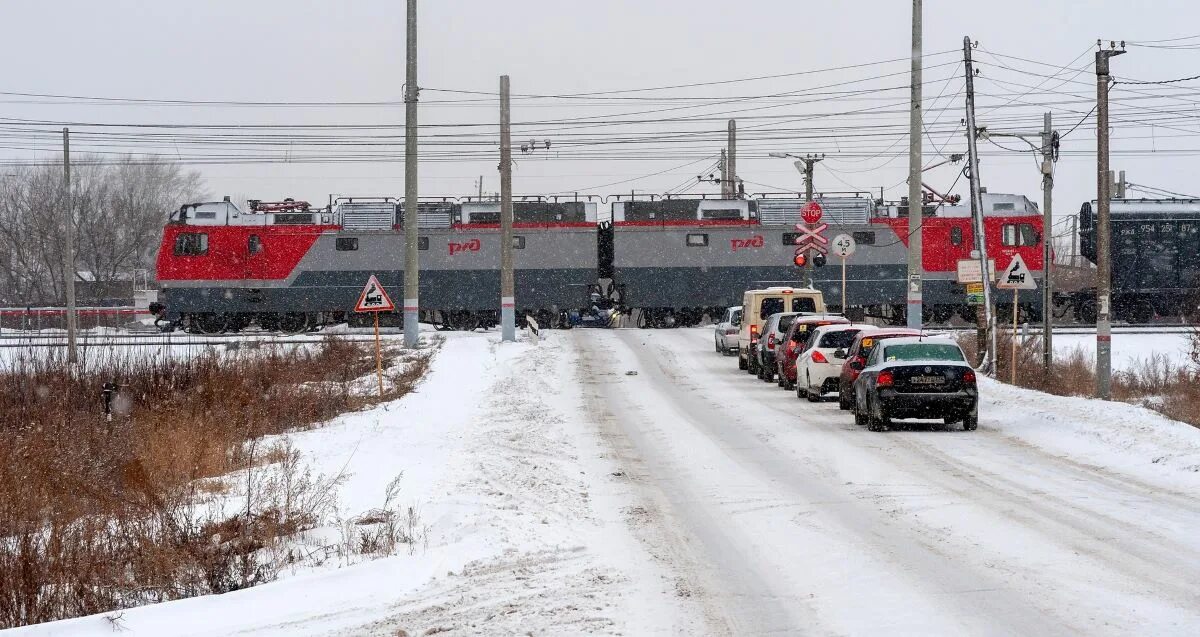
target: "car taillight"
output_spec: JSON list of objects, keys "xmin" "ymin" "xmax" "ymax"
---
[
  {"xmin": 877, "ymin": 370, "xmax": 894, "ymax": 388},
  {"xmin": 750, "ymin": 325, "xmax": 759, "ymax": 343},
  {"xmin": 767, "ymin": 333, "xmax": 775, "ymax": 349},
  {"xmin": 962, "ymin": 370, "xmax": 977, "ymax": 384},
  {"xmin": 811, "ymin": 350, "xmax": 827, "ymax": 364}
]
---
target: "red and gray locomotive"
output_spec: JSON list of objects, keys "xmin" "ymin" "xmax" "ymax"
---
[{"xmin": 155, "ymin": 191, "xmax": 1045, "ymax": 331}]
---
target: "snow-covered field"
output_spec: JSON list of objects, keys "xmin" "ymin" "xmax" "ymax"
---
[
  {"xmin": 1052, "ymin": 330, "xmax": 1194, "ymax": 372},
  {"xmin": 12, "ymin": 327, "xmax": 1200, "ymax": 636}
]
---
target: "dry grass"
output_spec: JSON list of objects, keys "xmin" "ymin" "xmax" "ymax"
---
[
  {"xmin": 0, "ymin": 337, "xmax": 430, "ymax": 628},
  {"xmin": 958, "ymin": 328, "xmax": 1200, "ymax": 428}
]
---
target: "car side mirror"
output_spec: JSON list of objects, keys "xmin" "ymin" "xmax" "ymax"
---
[
  {"xmin": 833, "ymin": 349, "xmax": 847, "ymax": 359},
  {"xmin": 848, "ymin": 360, "xmax": 864, "ymax": 371}
]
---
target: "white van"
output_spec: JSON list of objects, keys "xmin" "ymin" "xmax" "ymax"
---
[{"xmin": 737, "ymin": 286, "xmax": 826, "ymax": 371}]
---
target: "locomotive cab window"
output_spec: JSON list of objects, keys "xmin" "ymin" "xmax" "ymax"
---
[
  {"xmin": 686, "ymin": 233, "xmax": 709, "ymax": 247},
  {"xmin": 248, "ymin": 234, "xmax": 263, "ymax": 255},
  {"xmin": 173, "ymin": 232, "xmax": 208, "ymax": 256},
  {"xmin": 335, "ymin": 237, "xmax": 359, "ymax": 251},
  {"xmin": 852, "ymin": 231, "xmax": 875, "ymax": 245},
  {"xmin": 1002, "ymin": 223, "xmax": 1037, "ymax": 247},
  {"xmin": 950, "ymin": 226, "xmax": 964, "ymax": 246},
  {"xmin": 513, "ymin": 235, "xmax": 525, "ymax": 249}
]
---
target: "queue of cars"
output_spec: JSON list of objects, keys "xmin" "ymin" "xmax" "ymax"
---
[{"xmin": 716, "ymin": 286, "xmax": 979, "ymax": 432}]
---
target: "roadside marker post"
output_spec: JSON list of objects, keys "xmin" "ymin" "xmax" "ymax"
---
[
  {"xmin": 996, "ymin": 255, "xmax": 1037, "ymax": 385},
  {"xmin": 355, "ymin": 274, "xmax": 397, "ymax": 396},
  {"xmin": 831, "ymin": 233, "xmax": 856, "ymax": 312}
]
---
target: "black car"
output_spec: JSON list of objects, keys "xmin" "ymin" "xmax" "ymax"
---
[{"xmin": 851, "ymin": 338, "xmax": 978, "ymax": 432}]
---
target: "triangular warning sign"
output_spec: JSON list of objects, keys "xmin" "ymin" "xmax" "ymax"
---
[
  {"xmin": 996, "ymin": 254, "xmax": 1037, "ymax": 290},
  {"xmin": 355, "ymin": 275, "xmax": 396, "ymax": 312}
]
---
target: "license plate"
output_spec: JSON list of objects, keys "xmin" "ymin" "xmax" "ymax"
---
[{"xmin": 910, "ymin": 375, "xmax": 945, "ymax": 385}]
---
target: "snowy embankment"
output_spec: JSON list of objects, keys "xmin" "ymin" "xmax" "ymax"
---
[
  {"xmin": 978, "ymin": 376, "xmax": 1200, "ymax": 490},
  {"xmin": 1052, "ymin": 330, "xmax": 1194, "ymax": 372},
  {"xmin": 14, "ymin": 332, "xmax": 701, "ymax": 636}
]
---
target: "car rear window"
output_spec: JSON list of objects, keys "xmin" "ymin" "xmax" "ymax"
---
[
  {"xmin": 777, "ymin": 314, "xmax": 798, "ymax": 332},
  {"xmin": 760, "ymin": 297, "xmax": 816, "ymax": 319},
  {"xmin": 881, "ymin": 343, "xmax": 965, "ymax": 362},
  {"xmin": 818, "ymin": 329, "xmax": 860, "ymax": 349}
]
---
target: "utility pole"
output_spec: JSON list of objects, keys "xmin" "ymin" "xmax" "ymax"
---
[
  {"xmin": 1041, "ymin": 112, "xmax": 1054, "ymax": 375},
  {"xmin": 800, "ymin": 155, "xmax": 823, "ymax": 287},
  {"xmin": 1096, "ymin": 43, "xmax": 1125, "ymax": 400},
  {"xmin": 727, "ymin": 119, "xmax": 737, "ymax": 198},
  {"xmin": 478, "ymin": 175, "xmax": 483, "ymax": 200},
  {"xmin": 964, "ymin": 37, "xmax": 996, "ymax": 373},
  {"xmin": 719, "ymin": 149, "xmax": 729, "ymax": 198},
  {"xmin": 62, "ymin": 128, "xmax": 77, "ymax": 364},
  {"xmin": 1117, "ymin": 169, "xmax": 1127, "ymax": 198},
  {"xmin": 906, "ymin": 0, "xmax": 924, "ymax": 330},
  {"xmin": 499, "ymin": 75, "xmax": 515, "ymax": 342},
  {"xmin": 402, "ymin": 0, "xmax": 420, "ymax": 349}
]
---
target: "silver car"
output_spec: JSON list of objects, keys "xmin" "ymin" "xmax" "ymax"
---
[{"xmin": 714, "ymin": 306, "xmax": 742, "ymax": 354}]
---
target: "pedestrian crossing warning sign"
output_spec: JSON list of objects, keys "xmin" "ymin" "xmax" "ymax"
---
[
  {"xmin": 355, "ymin": 275, "xmax": 396, "ymax": 312},
  {"xmin": 997, "ymin": 254, "xmax": 1037, "ymax": 290}
]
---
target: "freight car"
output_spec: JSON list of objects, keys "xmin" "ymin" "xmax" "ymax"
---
[
  {"xmin": 155, "ymin": 196, "xmax": 597, "ymax": 332},
  {"xmin": 608, "ymin": 192, "xmax": 1046, "ymax": 326},
  {"xmin": 1056, "ymin": 198, "xmax": 1200, "ymax": 323}
]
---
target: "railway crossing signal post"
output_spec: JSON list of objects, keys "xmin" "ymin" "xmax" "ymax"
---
[
  {"xmin": 500, "ymin": 75, "xmax": 516, "ymax": 342},
  {"xmin": 1096, "ymin": 43, "xmax": 1125, "ymax": 400},
  {"xmin": 403, "ymin": 0, "xmax": 420, "ymax": 349},
  {"xmin": 998, "ymin": 255, "xmax": 1037, "ymax": 385}
]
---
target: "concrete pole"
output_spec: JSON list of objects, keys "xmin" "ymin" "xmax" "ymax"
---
[
  {"xmin": 1041, "ymin": 112, "xmax": 1054, "ymax": 374},
  {"xmin": 1095, "ymin": 47, "xmax": 1124, "ymax": 399},
  {"xmin": 727, "ymin": 119, "xmax": 737, "ymax": 198},
  {"xmin": 1117, "ymin": 169, "xmax": 1127, "ymax": 198},
  {"xmin": 964, "ymin": 37, "xmax": 997, "ymax": 373},
  {"xmin": 402, "ymin": 0, "xmax": 420, "ymax": 348},
  {"xmin": 905, "ymin": 0, "xmax": 924, "ymax": 330},
  {"xmin": 62, "ymin": 128, "xmax": 77, "ymax": 364},
  {"xmin": 500, "ymin": 75, "xmax": 515, "ymax": 342}
]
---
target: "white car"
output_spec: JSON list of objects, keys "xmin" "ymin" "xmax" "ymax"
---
[
  {"xmin": 714, "ymin": 306, "xmax": 742, "ymax": 355},
  {"xmin": 795, "ymin": 323, "xmax": 877, "ymax": 401}
]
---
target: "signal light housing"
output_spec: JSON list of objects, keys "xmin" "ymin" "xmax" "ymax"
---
[
  {"xmin": 814, "ymin": 254, "xmax": 827, "ymax": 267},
  {"xmin": 793, "ymin": 253, "xmax": 807, "ymax": 267}
]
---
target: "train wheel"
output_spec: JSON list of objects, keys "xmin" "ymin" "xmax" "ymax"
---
[
  {"xmin": 258, "ymin": 313, "xmax": 280, "ymax": 331},
  {"xmin": 194, "ymin": 313, "xmax": 229, "ymax": 334},
  {"xmin": 277, "ymin": 312, "xmax": 308, "ymax": 333},
  {"xmin": 1127, "ymin": 301, "xmax": 1153, "ymax": 325},
  {"xmin": 957, "ymin": 305, "xmax": 977, "ymax": 323}
]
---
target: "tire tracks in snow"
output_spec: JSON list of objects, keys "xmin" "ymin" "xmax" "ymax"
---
[{"xmin": 578, "ymin": 330, "xmax": 1070, "ymax": 636}]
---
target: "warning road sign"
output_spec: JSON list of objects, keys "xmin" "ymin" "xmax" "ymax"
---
[
  {"xmin": 355, "ymin": 275, "xmax": 396, "ymax": 312},
  {"xmin": 997, "ymin": 254, "xmax": 1037, "ymax": 290}
]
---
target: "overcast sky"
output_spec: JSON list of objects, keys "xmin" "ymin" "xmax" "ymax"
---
[{"xmin": 3, "ymin": 0, "xmax": 1200, "ymax": 222}]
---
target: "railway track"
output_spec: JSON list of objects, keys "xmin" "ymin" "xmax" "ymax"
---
[{"xmin": 2, "ymin": 323, "xmax": 1193, "ymax": 348}]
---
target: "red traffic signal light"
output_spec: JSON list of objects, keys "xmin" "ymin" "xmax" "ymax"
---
[{"xmin": 793, "ymin": 251, "xmax": 807, "ymax": 267}]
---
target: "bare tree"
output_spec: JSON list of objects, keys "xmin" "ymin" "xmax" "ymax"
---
[{"xmin": 0, "ymin": 157, "xmax": 203, "ymax": 305}]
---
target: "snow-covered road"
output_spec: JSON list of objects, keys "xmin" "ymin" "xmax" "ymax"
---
[{"xmin": 575, "ymin": 328, "xmax": 1200, "ymax": 636}]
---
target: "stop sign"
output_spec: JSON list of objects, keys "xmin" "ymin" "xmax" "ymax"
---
[{"xmin": 801, "ymin": 201, "xmax": 823, "ymax": 224}]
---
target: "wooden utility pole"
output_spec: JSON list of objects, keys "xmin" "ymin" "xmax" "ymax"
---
[
  {"xmin": 62, "ymin": 128, "xmax": 78, "ymax": 364},
  {"xmin": 1095, "ymin": 44, "xmax": 1125, "ymax": 399},
  {"xmin": 963, "ymin": 37, "xmax": 996, "ymax": 372},
  {"xmin": 500, "ymin": 75, "xmax": 515, "ymax": 342},
  {"xmin": 906, "ymin": 0, "xmax": 924, "ymax": 330},
  {"xmin": 402, "ymin": 0, "xmax": 420, "ymax": 349}
]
